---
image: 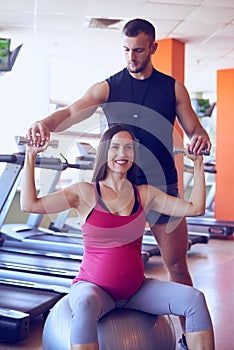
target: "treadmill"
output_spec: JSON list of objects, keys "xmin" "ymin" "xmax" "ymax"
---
[
  {"xmin": 185, "ymin": 160, "xmax": 234, "ymax": 236},
  {"xmin": 0, "ymin": 151, "xmax": 89, "ymax": 341},
  {"xmin": 0, "ymin": 148, "xmax": 92, "ymax": 255}
]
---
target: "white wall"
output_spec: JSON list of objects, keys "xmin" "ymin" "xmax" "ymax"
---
[
  {"xmin": 0, "ymin": 30, "xmax": 124, "ymax": 154},
  {"xmin": 0, "ymin": 43, "xmax": 50, "ymax": 153}
]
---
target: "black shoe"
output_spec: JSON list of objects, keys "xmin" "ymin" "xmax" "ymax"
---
[{"xmin": 178, "ymin": 334, "xmax": 189, "ymax": 349}]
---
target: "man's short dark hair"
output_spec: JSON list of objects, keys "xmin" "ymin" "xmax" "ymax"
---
[{"xmin": 122, "ymin": 18, "xmax": 156, "ymax": 43}]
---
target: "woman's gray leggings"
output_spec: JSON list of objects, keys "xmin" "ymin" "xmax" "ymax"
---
[{"xmin": 69, "ymin": 278, "xmax": 213, "ymax": 345}]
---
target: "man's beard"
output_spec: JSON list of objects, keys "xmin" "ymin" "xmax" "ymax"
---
[{"xmin": 128, "ymin": 55, "xmax": 151, "ymax": 74}]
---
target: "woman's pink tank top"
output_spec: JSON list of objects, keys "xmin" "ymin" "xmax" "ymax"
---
[{"xmin": 73, "ymin": 183, "xmax": 146, "ymax": 300}]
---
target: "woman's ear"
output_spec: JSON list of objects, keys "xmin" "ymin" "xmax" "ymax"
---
[{"xmin": 151, "ymin": 42, "xmax": 158, "ymax": 55}]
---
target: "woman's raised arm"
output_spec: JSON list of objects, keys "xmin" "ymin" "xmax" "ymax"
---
[
  {"xmin": 142, "ymin": 146, "xmax": 205, "ymax": 218},
  {"xmin": 20, "ymin": 143, "xmax": 80, "ymax": 214}
]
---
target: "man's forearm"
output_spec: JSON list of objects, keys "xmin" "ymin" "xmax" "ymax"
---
[
  {"xmin": 191, "ymin": 124, "xmax": 209, "ymax": 138},
  {"xmin": 39, "ymin": 108, "xmax": 71, "ymax": 133}
]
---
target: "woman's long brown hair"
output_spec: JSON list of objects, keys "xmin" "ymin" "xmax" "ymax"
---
[{"xmin": 92, "ymin": 123, "xmax": 139, "ymax": 184}]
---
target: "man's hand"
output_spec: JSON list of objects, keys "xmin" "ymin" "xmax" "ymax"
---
[
  {"xmin": 27, "ymin": 121, "xmax": 50, "ymax": 147},
  {"xmin": 189, "ymin": 135, "xmax": 211, "ymax": 155}
]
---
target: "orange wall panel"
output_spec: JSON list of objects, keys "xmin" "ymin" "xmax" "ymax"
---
[
  {"xmin": 152, "ymin": 38, "xmax": 185, "ymax": 196},
  {"xmin": 154, "ymin": 38, "xmax": 185, "ymax": 82},
  {"xmin": 215, "ymin": 69, "xmax": 234, "ymax": 220}
]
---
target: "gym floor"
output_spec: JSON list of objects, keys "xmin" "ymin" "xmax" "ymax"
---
[{"xmin": 0, "ymin": 235, "xmax": 233, "ymax": 350}]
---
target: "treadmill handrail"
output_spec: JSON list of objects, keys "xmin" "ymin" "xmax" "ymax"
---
[
  {"xmin": 0, "ymin": 153, "xmax": 92, "ymax": 170},
  {"xmin": 0, "ymin": 277, "xmax": 70, "ymax": 294},
  {"xmin": 0, "ymin": 154, "xmax": 19, "ymax": 163},
  {"xmin": 0, "ymin": 153, "xmax": 61, "ymax": 167}
]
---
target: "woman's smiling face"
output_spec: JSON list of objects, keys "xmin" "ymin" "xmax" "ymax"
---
[{"xmin": 107, "ymin": 131, "xmax": 134, "ymax": 175}]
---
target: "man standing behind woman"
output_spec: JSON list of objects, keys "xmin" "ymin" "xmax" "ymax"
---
[{"xmin": 26, "ymin": 18, "xmax": 211, "ymax": 345}]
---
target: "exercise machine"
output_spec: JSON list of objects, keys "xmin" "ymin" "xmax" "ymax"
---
[
  {"xmin": 0, "ymin": 140, "xmax": 94, "ymax": 341},
  {"xmin": 187, "ymin": 217, "xmax": 234, "ymax": 236},
  {"xmin": 0, "ymin": 138, "xmax": 94, "ymax": 254},
  {"xmin": 181, "ymin": 155, "xmax": 234, "ymax": 236}
]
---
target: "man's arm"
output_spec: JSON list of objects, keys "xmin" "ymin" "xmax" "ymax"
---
[
  {"xmin": 28, "ymin": 80, "xmax": 110, "ymax": 145},
  {"xmin": 175, "ymin": 80, "xmax": 211, "ymax": 155}
]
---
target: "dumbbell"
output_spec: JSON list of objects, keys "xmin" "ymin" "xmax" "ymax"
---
[
  {"xmin": 173, "ymin": 146, "xmax": 210, "ymax": 156},
  {"xmin": 16, "ymin": 136, "xmax": 59, "ymax": 149}
]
